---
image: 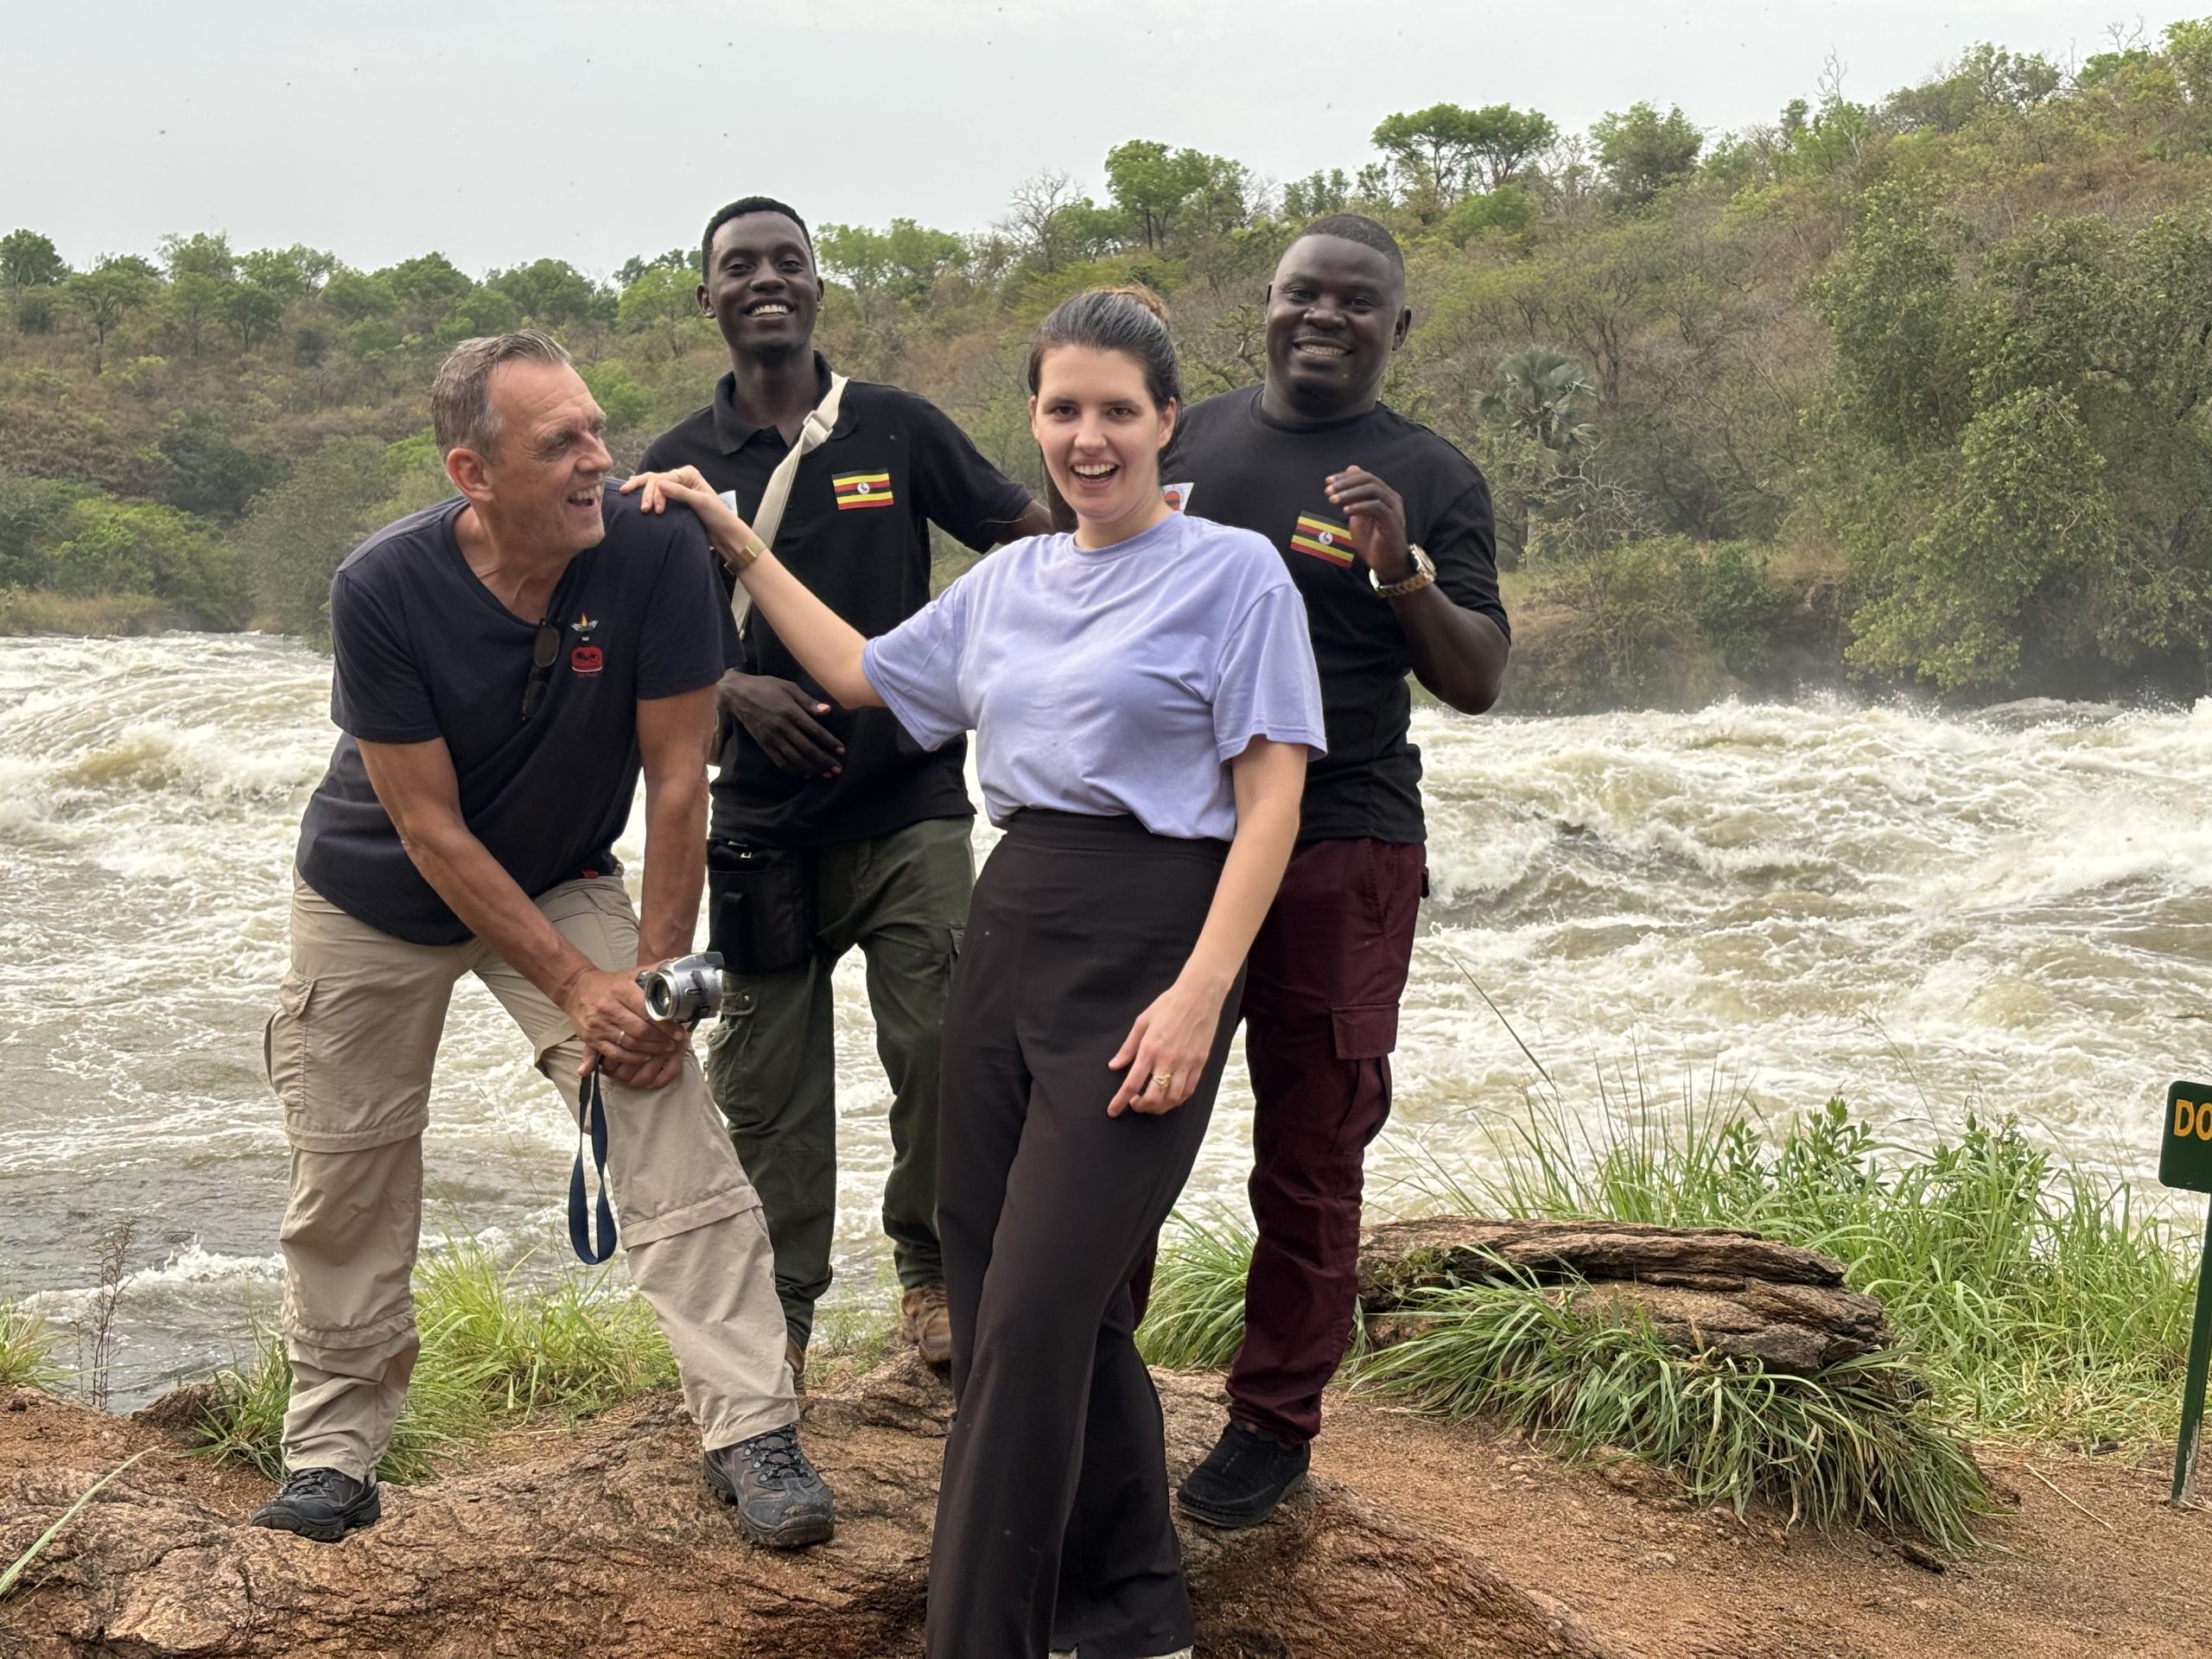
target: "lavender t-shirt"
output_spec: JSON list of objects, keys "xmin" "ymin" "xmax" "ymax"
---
[{"xmin": 861, "ymin": 511, "xmax": 1325, "ymax": 842}]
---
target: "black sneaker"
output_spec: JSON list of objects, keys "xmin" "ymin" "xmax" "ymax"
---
[
  {"xmin": 1176, "ymin": 1421, "xmax": 1309, "ymax": 1529},
  {"xmin": 248, "ymin": 1466, "xmax": 381, "ymax": 1542},
  {"xmin": 703, "ymin": 1424, "xmax": 835, "ymax": 1548}
]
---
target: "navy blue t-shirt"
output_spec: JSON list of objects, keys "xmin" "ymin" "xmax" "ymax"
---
[{"xmin": 296, "ymin": 488, "xmax": 738, "ymax": 945}]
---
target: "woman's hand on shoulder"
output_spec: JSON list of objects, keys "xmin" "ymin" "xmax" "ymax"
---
[
  {"xmin": 1105, "ymin": 970, "xmax": 1232, "ymax": 1117},
  {"xmin": 620, "ymin": 469, "xmax": 764, "ymax": 568}
]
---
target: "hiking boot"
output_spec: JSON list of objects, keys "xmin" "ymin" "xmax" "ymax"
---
[
  {"xmin": 1049, "ymin": 1649, "xmax": 1193, "ymax": 1657},
  {"xmin": 247, "ymin": 1466, "xmax": 381, "ymax": 1543},
  {"xmin": 703, "ymin": 1423, "xmax": 835, "ymax": 1548},
  {"xmin": 785, "ymin": 1334, "xmax": 806, "ymax": 1395},
  {"xmin": 899, "ymin": 1283, "xmax": 952, "ymax": 1367},
  {"xmin": 1176, "ymin": 1421, "xmax": 1309, "ymax": 1529}
]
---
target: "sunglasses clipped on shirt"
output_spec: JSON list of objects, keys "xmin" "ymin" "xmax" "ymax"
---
[{"xmin": 521, "ymin": 620, "xmax": 561, "ymax": 718}]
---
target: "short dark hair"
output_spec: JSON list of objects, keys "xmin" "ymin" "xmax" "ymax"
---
[
  {"xmin": 700, "ymin": 197, "xmax": 813, "ymax": 276},
  {"xmin": 1027, "ymin": 285, "xmax": 1180, "ymax": 414},
  {"xmin": 1292, "ymin": 213, "xmax": 1405, "ymax": 280}
]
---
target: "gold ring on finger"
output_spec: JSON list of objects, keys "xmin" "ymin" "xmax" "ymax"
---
[{"xmin": 1152, "ymin": 1071, "xmax": 1173, "ymax": 1090}]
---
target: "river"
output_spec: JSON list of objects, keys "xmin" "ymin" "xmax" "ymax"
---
[{"xmin": 4, "ymin": 632, "xmax": 2209, "ymax": 1406}]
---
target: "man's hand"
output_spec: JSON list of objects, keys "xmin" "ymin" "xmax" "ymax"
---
[
  {"xmin": 719, "ymin": 670, "xmax": 844, "ymax": 778},
  {"xmin": 560, "ymin": 967, "xmax": 683, "ymax": 1083},
  {"xmin": 1326, "ymin": 464, "xmax": 1412, "ymax": 584},
  {"xmin": 589, "ymin": 1026, "xmax": 691, "ymax": 1090}
]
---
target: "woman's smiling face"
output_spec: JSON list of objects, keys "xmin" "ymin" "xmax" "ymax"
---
[{"xmin": 1029, "ymin": 345, "xmax": 1177, "ymax": 539}]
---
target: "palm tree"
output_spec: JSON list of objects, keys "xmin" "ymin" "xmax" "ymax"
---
[{"xmin": 1480, "ymin": 348, "xmax": 1599, "ymax": 456}]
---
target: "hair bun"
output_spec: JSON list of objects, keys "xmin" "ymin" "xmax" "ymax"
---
[{"xmin": 1098, "ymin": 283, "xmax": 1171, "ymax": 325}]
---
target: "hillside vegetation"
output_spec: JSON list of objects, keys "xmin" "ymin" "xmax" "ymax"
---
[{"xmin": 4, "ymin": 19, "xmax": 2211, "ymax": 709}]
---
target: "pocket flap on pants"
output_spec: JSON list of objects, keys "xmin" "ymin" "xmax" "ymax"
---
[{"xmin": 1331, "ymin": 1001, "xmax": 1400, "ymax": 1060}]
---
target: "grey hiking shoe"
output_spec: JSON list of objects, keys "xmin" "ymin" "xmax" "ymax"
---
[
  {"xmin": 248, "ymin": 1466, "xmax": 381, "ymax": 1542},
  {"xmin": 703, "ymin": 1423, "xmax": 835, "ymax": 1548}
]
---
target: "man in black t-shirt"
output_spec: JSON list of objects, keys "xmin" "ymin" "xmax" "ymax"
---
[
  {"xmin": 255, "ymin": 332, "xmax": 830, "ymax": 1550},
  {"xmin": 639, "ymin": 198, "xmax": 1052, "ymax": 1381},
  {"xmin": 1163, "ymin": 216, "xmax": 1511, "ymax": 1528}
]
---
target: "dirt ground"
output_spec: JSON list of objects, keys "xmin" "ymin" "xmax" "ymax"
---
[
  {"xmin": 3, "ymin": 1376, "xmax": 2208, "ymax": 1657},
  {"xmin": 1311, "ymin": 1407, "xmax": 2212, "ymax": 1658}
]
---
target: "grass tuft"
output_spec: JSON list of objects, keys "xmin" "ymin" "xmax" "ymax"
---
[
  {"xmin": 1357, "ymin": 1268, "xmax": 1991, "ymax": 1552},
  {"xmin": 0, "ymin": 1297, "xmax": 62, "ymax": 1389},
  {"xmin": 1135, "ymin": 1213, "xmax": 1259, "ymax": 1370},
  {"xmin": 1441, "ymin": 1090, "xmax": 2201, "ymax": 1447},
  {"xmin": 194, "ymin": 1238, "xmax": 677, "ymax": 1484}
]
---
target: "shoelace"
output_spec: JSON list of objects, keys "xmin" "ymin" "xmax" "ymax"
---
[
  {"xmin": 280, "ymin": 1467, "xmax": 358, "ymax": 1499},
  {"xmin": 744, "ymin": 1428, "xmax": 811, "ymax": 1488}
]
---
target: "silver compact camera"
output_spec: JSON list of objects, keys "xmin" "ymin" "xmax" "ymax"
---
[{"xmin": 636, "ymin": 951, "xmax": 727, "ymax": 1027}]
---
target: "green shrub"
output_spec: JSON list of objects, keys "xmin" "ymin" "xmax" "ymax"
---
[{"xmin": 45, "ymin": 497, "xmax": 244, "ymax": 625}]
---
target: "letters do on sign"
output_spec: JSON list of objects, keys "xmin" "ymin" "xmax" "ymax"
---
[{"xmin": 2163, "ymin": 1083, "xmax": 2212, "ymax": 1194}]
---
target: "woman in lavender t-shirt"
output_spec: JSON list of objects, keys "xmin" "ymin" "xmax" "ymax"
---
[{"xmin": 628, "ymin": 286, "xmax": 1323, "ymax": 1659}]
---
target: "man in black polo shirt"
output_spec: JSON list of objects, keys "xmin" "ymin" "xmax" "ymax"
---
[
  {"xmin": 1163, "ymin": 215, "xmax": 1510, "ymax": 1527},
  {"xmin": 639, "ymin": 197, "xmax": 1052, "ymax": 1381},
  {"xmin": 253, "ymin": 331, "xmax": 829, "ymax": 1549}
]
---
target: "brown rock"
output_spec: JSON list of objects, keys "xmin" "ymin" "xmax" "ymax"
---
[{"xmin": 1, "ymin": 1354, "xmax": 1632, "ymax": 1659}]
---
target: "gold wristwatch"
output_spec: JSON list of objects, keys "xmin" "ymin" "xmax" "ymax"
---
[
  {"xmin": 725, "ymin": 536, "xmax": 766, "ymax": 571},
  {"xmin": 1370, "ymin": 544, "xmax": 1436, "ymax": 599}
]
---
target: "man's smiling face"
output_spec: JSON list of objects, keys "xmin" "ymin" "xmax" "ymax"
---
[
  {"xmin": 700, "ymin": 211, "xmax": 822, "ymax": 363},
  {"xmin": 1263, "ymin": 233, "xmax": 1410, "ymax": 418}
]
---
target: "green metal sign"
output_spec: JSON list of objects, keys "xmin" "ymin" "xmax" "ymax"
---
[
  {"xmin": 2163, "ymin": 1083, "xmax": 2212, "ymax": 1193},
  {"xmin": 2163, "ymin": 1082, "xmax": 2212, "ymax": 1507}
]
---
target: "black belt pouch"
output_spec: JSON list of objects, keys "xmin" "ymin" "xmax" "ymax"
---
[{"xmin": 706, "ymin": 840, "xmax": 817, "ymax": 976}]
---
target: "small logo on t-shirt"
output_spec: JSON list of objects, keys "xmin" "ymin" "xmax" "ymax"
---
[
  {"xmin": 1290, "ymin": 512, "xmax": 1357, "ymax": 568},
  {"xmin": 1162, "ymin": 481, "xmax": 1195, "ymax": 512},
  {"xmin": 569, "ymin": 612, "xmax": 602, "ymax": 675},
  {"xmin": 833, "ymin": 471, "xmax": 895, "ymax": 511}
]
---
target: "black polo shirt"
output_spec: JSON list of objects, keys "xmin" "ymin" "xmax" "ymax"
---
[
  {"xmin": 639, "ymin": 353, "xmax": 1035, "ymax": 848},
  {"xmin": 1162, "ymin": 386, "xmax": 1509, "ymax": 844},
  {"xmin": 296, "ymin": 488, "xmax": 738, "ymax": 945}
]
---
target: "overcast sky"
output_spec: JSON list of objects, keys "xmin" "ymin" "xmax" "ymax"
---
[{"xmin": 7, "ymin": 1, "xmax": 2201, "ymax": 277}]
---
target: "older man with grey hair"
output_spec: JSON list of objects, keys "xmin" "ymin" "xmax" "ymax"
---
[{"xmin": 251, "ymin": 330, "xmax": 830, "ymax": 1548}]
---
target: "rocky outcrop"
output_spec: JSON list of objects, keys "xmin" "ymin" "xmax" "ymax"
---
[
  {"xmin": 0, "ymin": 1357, "xmax": 1629, "ymax": 1659},
  {"xmin": 1357, "ymin": 1217, "xmax": 1891, "ymax": 1374},
  {"xmin": 0, "ymin": 1217, "xmax": 1899, "ymax": 1657}
]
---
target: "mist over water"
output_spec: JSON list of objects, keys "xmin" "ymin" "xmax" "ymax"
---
[{"xmin": 5, "ymin": 633, "xmax": 2209, "ymax": 1405}]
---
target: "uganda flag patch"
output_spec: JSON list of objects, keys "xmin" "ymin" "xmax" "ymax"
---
[
  {"xmin": 833, "ymin": 471, "xmax": 895, "ymax": 511},
  {"xmin": 1290, "ymin": 512, "xmax": 1356, "ymax": 567}
]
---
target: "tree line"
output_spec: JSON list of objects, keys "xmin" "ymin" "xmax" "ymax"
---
[{"xmin": 3, "ymin": 17, "xmax": 2211, "ymax": 708}]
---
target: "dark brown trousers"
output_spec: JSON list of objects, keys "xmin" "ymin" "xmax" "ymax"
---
[
  {"xmin": 1230, "ymin": 836, "xmax": 1426, "ymax": 1444},
  {"xmin": 926, "ymin": 811, "xmax": 1243, "ymax": 1659}
]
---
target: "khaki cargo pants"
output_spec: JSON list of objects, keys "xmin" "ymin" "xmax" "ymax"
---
[{"xmin": 265, "ymin": 874, "xmax": 795, "ymax": 1482}]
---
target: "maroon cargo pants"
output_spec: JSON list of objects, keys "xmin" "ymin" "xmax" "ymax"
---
[{"xmin": 1229, "ymin": 836, "xmax": 1425, "ymax": 1445}]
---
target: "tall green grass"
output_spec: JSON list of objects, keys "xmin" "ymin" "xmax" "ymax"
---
[
  {"xmin": 0, "ymin": 1296, "xmax": 61, "ymax": 1389},
  {"xmin": 194, "ymin": 1239, "xmax": 678, "ymax": 1483},
  {"xmin": 1359, "ymin": 1274, "xmax": 1988, "ymax": 1551},
  {"xmin": 1442, "ymin": 1088, "xmax": 2200, "ymax": 1446}
]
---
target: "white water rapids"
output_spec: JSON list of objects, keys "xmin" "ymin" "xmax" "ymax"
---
[{"xmin": 4, "ymin": 632, "xmax": 2209, "ymax": 1403}]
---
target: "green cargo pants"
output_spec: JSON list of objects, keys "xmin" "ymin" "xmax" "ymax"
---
[{"xmin": 701, "ymin": 815, "xmax": 973, "ymax": 1347}]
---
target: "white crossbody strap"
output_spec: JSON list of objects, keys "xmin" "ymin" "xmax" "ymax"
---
[{"xmin": 727, "ymin": 371, "xmax": 849, "ymax": 631}]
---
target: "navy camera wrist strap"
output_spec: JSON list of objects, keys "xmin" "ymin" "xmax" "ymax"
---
[{"xmin": 569, "ymin": 1069, "xmax": 618, "ymax": 1264}]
